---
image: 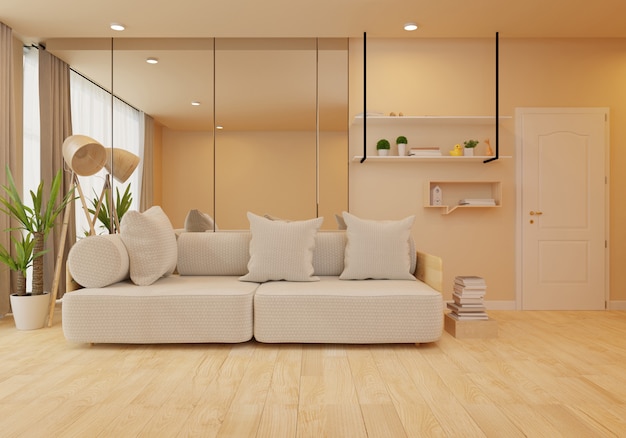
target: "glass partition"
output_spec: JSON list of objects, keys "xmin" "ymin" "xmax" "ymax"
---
[{"xmin": 46, "ymin": 37, "xmax": 348, "ymax": 231}]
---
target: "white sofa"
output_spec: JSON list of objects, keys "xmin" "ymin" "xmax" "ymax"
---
[{"xmin": 62, "ymin": 209, "xmax": 444, "ymax": 345}]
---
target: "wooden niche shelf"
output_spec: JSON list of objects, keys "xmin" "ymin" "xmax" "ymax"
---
[{"xmin": 426, "ymin": 181, "xmax": 502, "ymax": 214}]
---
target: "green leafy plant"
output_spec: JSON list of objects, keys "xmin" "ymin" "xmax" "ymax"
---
[
  {"xmin": 396, "ymin": 136, "xmax": 408, "ymax": 145},
  {"xmin": 464, "ymin": 139, "xmax": 479, "ymax": 148},
  {"xmin": 0, "ymin": 166, "xmax": 75, "ymax": 295},
  {"xmin": 0, "ymin": 233, "xmax": 42, "ymax": 296},
  {"xmin": 376, "ymin": 139, "xmax": 391, "ymax": 150},
  {"xmin": 88, "ymin": 184, "xmax": 133, "ymax": 234}
]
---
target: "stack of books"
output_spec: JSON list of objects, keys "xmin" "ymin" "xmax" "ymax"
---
[
  {"xmin": 409, "ymin": 147, "xmax": 442, "ymax": 156},
  {"xmin": 447, "ymin": 276, "xmax": 489, "ymax": 320}
]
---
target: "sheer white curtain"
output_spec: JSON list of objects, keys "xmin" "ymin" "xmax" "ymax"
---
[
  {"xmin": 69, "ymin": 71, "xmax": 143, "ymax": 235},
  {"xmin": 23, "ymin": 47, "xmax": 39, "ymax": 199}
]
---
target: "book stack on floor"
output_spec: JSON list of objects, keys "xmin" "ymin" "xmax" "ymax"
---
[{"xmin": 447, "ymin": 276, "xmax": 488, "ymax": 320}]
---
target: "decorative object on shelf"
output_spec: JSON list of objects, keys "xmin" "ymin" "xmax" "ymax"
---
[
  {"xmin": 463, "ymin": 139, "xmax": 479, "ymax": 157},
  {"xmin": 396, "ymin": 136, "xmax": 408, "ymax": 156},
  {"xmin": 0, "ymin": 166, "xmax": 74, "ymax": 329},
  {"xmin": 376, "ymin": 139, "xmax": 390, "ymax": 156},
  {"xmin": 449, "ymin": 144, "xmax": 463, "ymax": 156},
  {"xmin": 431, "ymin": 185, "xmax": 443, "ymax": 206},
  {"xmin": 484, "ymin": 138, "xmax": 494, "ymax": 156}
]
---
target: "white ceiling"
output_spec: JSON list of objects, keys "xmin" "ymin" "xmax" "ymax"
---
[{"xmin": 3, "ymin": 0, "xmax": 626, "ymax": 131}]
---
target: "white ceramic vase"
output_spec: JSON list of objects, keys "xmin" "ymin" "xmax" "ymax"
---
[
  {"xmin": 464, "ymin": 148, "xmax": 474, "ymax": 157},
  {"xmin": 397, "ymin": 144, "xmax": 407, "ymax": 156},
  {"xmin": 377, "ymin": 149, "xmax": 389, "ymax": 156},
  {"xmin": 10, "ymin": 292, "xmax": 50, "ymax": 330}
]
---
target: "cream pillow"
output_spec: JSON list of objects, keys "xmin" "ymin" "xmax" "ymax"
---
[
  {"xmin": 239, "ymin": 212, "xmax": 323, "ymax": 282},
  {"xmin": 339, "ymin": 211, "xmax": 416, "ymax": 280},
  {"xmin": 120, "ymin": 206, "xmax": 177, "ymax": 286},
  {"xmin": 184, "ymin": 209, "xmax": 217, "ymax": 232},
  {"xmin": 67, "ymin": 234, "xmax": 129, "ymax": 288}
]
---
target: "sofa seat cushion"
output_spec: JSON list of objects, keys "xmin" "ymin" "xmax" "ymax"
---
[
  {"xmin": 62, "ymin": 275, "xmax": 257, "ymax": 344},
  {"xmin": 254, "ymin": 277, "xmax": 443, "ymax": 344}
]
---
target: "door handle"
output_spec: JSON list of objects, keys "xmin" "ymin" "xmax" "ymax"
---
[{"xmin": 529, "ymin": 211, "xmax": 543, "ymax": 216}]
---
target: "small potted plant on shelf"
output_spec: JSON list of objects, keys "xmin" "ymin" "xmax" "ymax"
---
[
  {"xmin": 463, "ymin": 139, "xmax": 479, "ymax": 156},
  {"xmin": 376, "ymin": 139, "xmax": 390, "ymax": 156},
  {"xmin": 0, "ymin": 166, "xmax": 74, "ymax": 329},
  {"xmin": 396, "ymin": 136, "xmax": 408, "ymax": 156}
]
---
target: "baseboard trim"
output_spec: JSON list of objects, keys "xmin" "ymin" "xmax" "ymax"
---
[{"xmin": 608, "ymin": 301, "xmax": 626, "ymax": 310}]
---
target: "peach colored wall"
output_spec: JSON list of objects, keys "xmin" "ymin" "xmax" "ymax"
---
[
  {"xmin": 349, "ymin": 37, "xmax": 626, "ymax": 305},
  {"xmin": 161, "ymin": 130, "xmax": 348, "ymax": 230},
  {"xmin": 161, "ymin": 129, "xmax": 214, "ymax": 228},
  {"xmin": 152, "ymin": 123, "xmax": 163, "ymax": 207}
]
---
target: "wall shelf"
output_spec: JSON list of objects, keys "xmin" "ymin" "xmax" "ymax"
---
[
  {"xmin": 352, "ymin": 155, "xmax": 511, "ymax": 163},
  {"xmin": 425, "ymin": 181, "xmax": 502, "ymax": 214},
  {"xmin": 352, "ymin": 115, "xmax": 512, "ymax": 126}
]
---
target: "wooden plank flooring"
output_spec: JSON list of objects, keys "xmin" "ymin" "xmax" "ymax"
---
[{"xmin": 1, "ymin": 309, "xmax": 626, "ymax": 437}]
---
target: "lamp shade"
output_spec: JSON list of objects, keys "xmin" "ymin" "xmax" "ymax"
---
[
  {"xmin": 104, "ymin": 148, "xmax": 140, "ymax": 183},
  {"xmin": 62, "ymin": 135, "xmax": 107, "ymax": 176}
]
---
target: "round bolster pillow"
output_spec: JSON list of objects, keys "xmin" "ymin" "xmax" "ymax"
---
[{"xmin": 68, "ymin": 234, "xmax": 130, "ymax": 288}]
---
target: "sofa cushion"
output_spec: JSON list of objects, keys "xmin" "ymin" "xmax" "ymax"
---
[
  {"xmin": 120, "ymin": 206, "xmax": 177, "ymax": 286},
  {"xmin": 239, "ymin": 212, "xmax": 323, "ymax": 283},
  {"xmin": 339, "ymin": 212, "xmax": 416, "ymax": 280},
  {"xmin": 177, "ymin": 231, "xmax": 251, "ymax": 276},
  {"xmin": 67, "ymin": 234, "xmax": 129, "ymax": 288},
  {"xmin": 254, "ymin": 276, "xmax": 443, "ymax": 343},
  {"xmin": 184, "ymin": 209, "xmax": 217, "ymax": 232}
]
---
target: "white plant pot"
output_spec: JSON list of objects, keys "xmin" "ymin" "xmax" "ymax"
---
[
  {"xmin": 464, "ymin": 148, "xmax": 474, "ymax": 157},
  {"xmin": 397, "ymin": 144, "xmax": 407, "ymax": 156},
  {"xmin": 10, "ymin": 292, "xmax": 50, "ymax": 330},
  {"xmin": 377, "ymin": 149, "xmax": 389, "ymax": 156}
]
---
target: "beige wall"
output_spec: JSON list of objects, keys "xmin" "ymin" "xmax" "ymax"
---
[
  {"xmin": 161, "ymin": 129, "xmax": 348, "ymax": 230},
  {"xmin": 161, "ymin": 129, "xmax": 214, "ymax": 228},
  {"xmin": 157, "ymin": 37, "xmax": 626, "ymax": 306},
  {"xmin": 349, "ymin": 37, "xmax": 626, "ymax": 306}
]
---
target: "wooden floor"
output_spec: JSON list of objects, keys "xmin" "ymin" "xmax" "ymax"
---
[{"xmin": 1, "ymin": 309, "xmax": 626, "ymax": 437}]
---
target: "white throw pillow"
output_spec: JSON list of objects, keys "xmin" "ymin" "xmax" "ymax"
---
[
  {"xmin": 339, "ymin": 211, "xmax": 416, "ymax": 280},
  {"xmin": 184, "ymin": 209, "xmax": 217, "ymax": 232},
  {"xmin": 67, "ymin": 234, "xmax": 129, "ymax": 288},
  {"xmin": 120, "ymin": 206, "xmax": 177, "ymax": 286},
  {"xmin": 239, "ymin": 212, "xmax": 323, "ymax": 282}
]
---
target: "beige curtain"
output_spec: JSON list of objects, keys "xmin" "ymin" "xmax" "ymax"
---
[
  {"xmin": 38, "ymin": 49, "xmax": 74, "ymax": 298},
  {"xmin": 140, "ymin": 113, "xmax": 154, "ymax": 211},
  {"xmin": 0, "ymin": 23, "xmax": 17, "ymax": 315}
]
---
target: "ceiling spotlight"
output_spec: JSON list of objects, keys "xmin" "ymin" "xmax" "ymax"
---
[
  {"xmin": 404, "ymin": 22, "xmax": 418, "ymax": 31},
  {"xmin": 146, "ymin": 57, "xmax": 159, "ymax": 64},
  {"xmin": 110, "ymin": 23, "xmax": 125, "ymax": 31},
  {"xmin": 191, "ymin": 101, "xmax": 201, "ymax": 106}
]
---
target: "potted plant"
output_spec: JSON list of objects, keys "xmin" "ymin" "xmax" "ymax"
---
[
  {"xmin": 463, "ymin": 139, "xmax": 479, "ymax": 156},
  {"xmin": 376, "ymin": 139, "xmax": 391, "ymax": 156},
  {"xmin": 0, "ymin": 166, "xmax": 74, "ymax": 329},
  {"xmin": 396, "ymin": 136, "xmax": 408, "ymax": 156}
]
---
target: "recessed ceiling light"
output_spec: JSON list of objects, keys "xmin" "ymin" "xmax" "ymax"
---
[
  {"xmin": 404, "ymin": 22, "xmax": 418, "ymax": 31},
  {"xmin": 191, "ymin": 101, "xmax": 201, "ymax": 106},
  {"xmin": 110, "ymin": 23, "xmax": 125, "ymax": 31},
  {"xmin": 146, "ymin": 57, "xmax": 159, "ymax": 64}
]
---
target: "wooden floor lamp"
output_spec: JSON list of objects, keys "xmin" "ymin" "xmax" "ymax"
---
[{"xmin": 48, "ymin": 135, "xmax": 107, "ymax": 326}]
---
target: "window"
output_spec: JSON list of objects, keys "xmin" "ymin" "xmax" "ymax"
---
[{"xmin": 70, "ymin": 71, "xmax": 143, "ymax": 235}]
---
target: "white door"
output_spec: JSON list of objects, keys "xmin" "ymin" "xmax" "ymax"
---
[{"xmin": 518, "ymin": 108, "xmax": 608, "ymax": 310}]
